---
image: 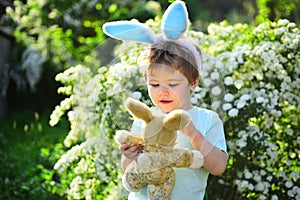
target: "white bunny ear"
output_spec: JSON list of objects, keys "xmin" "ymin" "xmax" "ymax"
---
[
  {"xmin": 161, "ymin": 1, "xmax": 189, "ymax": 40},
  {"xmin": 102, "ymin": 21, "xmax": 156, "ymax": 44}
]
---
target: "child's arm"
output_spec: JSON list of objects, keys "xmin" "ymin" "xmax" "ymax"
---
[{"xmin": 181, "ymin": 122, "xmax": 228, "ymax": 176}]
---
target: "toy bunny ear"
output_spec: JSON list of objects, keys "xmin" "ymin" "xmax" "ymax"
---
[
  {"xmin": 163, "ymin": 109, "xmax": 191, "ymax": 131},
  {"xmin": 102, "ymin": 21, "xmax": 156, "ymax": 44},
  {"xmin": 125, "ymin": 97, "xmax": 152, "ymax": 123},
  {"xmin": 161, "ymin": 1, "xmax": 189, "ymax": 40}
]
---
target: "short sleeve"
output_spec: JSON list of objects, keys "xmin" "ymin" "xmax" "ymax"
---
[{"xmin": 206, "ymin": 112, "xmax": 227, "ymax": 153}]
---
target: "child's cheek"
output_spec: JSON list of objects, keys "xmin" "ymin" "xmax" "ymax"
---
[
  {"xmin": 148, "ymin": 88, "xmax": 159, "ymax": 103},
  {"xmin": 148, "ymin": 87, "xmax": 157, "ymax": 96}
]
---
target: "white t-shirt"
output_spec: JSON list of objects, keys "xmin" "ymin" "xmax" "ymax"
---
[{"xmin": 128, "ymin": 106, "xmax": 227, "ymax": 200}]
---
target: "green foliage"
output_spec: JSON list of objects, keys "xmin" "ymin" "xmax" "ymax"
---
[
  {"xmin": 256, "ymin": 0, "xmax": 271, "ymax": 23},
  {"xmin": 256, "ymin": 0, "xmax": 300, "ymax": 24},
  {"xmin": 0, "ymin": 110, "xmax": 68, "ymax": 200}
]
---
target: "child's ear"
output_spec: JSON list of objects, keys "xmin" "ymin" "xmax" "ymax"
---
[{"xmin": 190, "ymin": 78, "xmax": 200, "ymax": 91}]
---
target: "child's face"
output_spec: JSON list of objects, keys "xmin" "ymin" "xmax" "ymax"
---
[{"xmin": 146, "ymin": 66, "xmax": 195, "ymax": 113}]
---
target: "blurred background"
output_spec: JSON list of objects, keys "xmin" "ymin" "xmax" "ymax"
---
[{"xmin": 0, "ymin": 0, "xmax": 299, "ymax": 118}]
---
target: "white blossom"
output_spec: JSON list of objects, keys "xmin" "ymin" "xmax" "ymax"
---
[
  {"xmin": 245, "ymin": 171, "xmax": 253, "ymax": 179},
  {"xmin": 211, "ymin": 86, "xmax": 222, "ymax": 96},
  {"xmin": 255, "ymin": 182, "xmax": 265, "ymax": 191},
  {"xmin": 131, "ymin": 91, "xmax": 142, "ymax": 99},
  {"xmin": 224, "ymin": 76, "xmax": 234, "ymax": 85},
  {"xmin": 237, "ymin": 100, "xmax": 246, "ymax": 109},
  {"xmin": 228, "ymin": 108, "xmax": 239, "ymax": 117},
  {"xmin": 286, "ymin": 128, "xmax": 294, "ymax": 136},
  {"xmin": 224, "ymin": 93, "xmax": 234, "ymax": 102},
  {"xmin": 210, "ymin": 71, "xmax": 220, "ymax": 80},
  {"xmin": 285, "ymin": 181, "xmax": 293, "ymax": 188},
  {"xmin": 203, "ymin": 78, "xmax": 213, "ymax": 86},
  {"xmin": 240, "ymin": 94, "xmax": 251, "ymax": 101},
  {"xmin": 234, "ymin": 79, "xmax": 244, "ymax": 89},
  {"xmin": 222, "ymin": 103, "xmax": 232, "ymax": 111},
  {"xmin": 256, "ymin": 96, "xmax": 265, "ymax": 103}
]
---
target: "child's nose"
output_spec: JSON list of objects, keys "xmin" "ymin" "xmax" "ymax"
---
[{"xmin": 158, "ymin": 86, "xmax": 169, "ymax": 95}]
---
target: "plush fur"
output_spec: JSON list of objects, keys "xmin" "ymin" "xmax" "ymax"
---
[{"xmin": 115, "ymin": 97, "xmax": 203, "ymax": 200}]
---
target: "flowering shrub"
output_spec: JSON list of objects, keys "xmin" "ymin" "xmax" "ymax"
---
[
  {"xmin": 198, "ymin": 19, "xmax": 300, "ymax": 199},
  {"xmin": 50, "ymin": 18, "xmax": 300, "ymax": 199},
  {"xmin": 49, "ymin": 59, "xmax": 145, "ymax": 198}
]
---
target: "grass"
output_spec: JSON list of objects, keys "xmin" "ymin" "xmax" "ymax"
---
[{"xmin": 0, "ymin": 109, "xmax": 69, "ymax": 200}]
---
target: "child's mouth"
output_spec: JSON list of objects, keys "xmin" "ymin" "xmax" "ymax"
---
[{"xmin": 159, "ymin": 100, "xmax": 172, "ymax": 104}]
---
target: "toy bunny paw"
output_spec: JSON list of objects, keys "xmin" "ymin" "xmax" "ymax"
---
[
  {"xmin": 189, "ymin": 150, "xmax": 204, "ymax": 169},
  {"xmin": 114, "ymin": 130, "xmax": 144, "ymax": 145}
]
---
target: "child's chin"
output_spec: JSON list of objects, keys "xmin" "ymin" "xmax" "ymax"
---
[{"xmin": 160, "ymin": 105, "xmax": 176, "ymax": 113}]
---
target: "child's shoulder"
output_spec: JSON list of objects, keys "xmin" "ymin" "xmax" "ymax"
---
[
  {"xmin": 189, "ymin": 106, "xmax": 220, "ymax": 118},
  {"xmin": 191, "ymin": 106, "xmax": 217, "ymax": 114}
]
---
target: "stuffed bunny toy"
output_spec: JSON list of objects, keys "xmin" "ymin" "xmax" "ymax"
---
[{"xmin": 115, "ymin": 97, "xmax": 203, "ymax": 199}]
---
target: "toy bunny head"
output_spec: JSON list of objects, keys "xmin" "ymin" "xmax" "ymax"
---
[{"xmin": 124, "ymin": 97, "xmax": 191, "ymax": 146}]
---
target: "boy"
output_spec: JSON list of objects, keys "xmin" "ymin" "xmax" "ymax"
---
[{"xmin": 120, "ymin": 41, "xmax": 228, "ymax": 199}]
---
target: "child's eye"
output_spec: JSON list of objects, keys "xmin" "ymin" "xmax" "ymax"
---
[
  {"xmin": 169, "ymin": 84, "xmax": 178, "ymax": 87},
  {"xmin": 150, "ymin": 83, "xmax": 159, "ymax": 87}
]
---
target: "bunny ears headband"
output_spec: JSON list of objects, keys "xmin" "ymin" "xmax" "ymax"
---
[{"xmin": 102, "ymin": 0, "xmax": 201, "ymax": 74}]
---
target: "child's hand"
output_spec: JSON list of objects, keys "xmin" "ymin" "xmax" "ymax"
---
[
  {"xmin": 181, "ymin": 121, "xmax": 198, "ymax": 139},
  {"xmin": 120, "ymin": 142, "xmax": 143, "ymax": 160}
]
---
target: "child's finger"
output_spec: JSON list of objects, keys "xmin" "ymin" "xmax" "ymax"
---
[
  {"xmin": 123, "ymin": 145, "xmax": 143, "ymax": 159},
  {"xmin": 119, "ymin": 142, "xmax": 131, "ymax": 151}
]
